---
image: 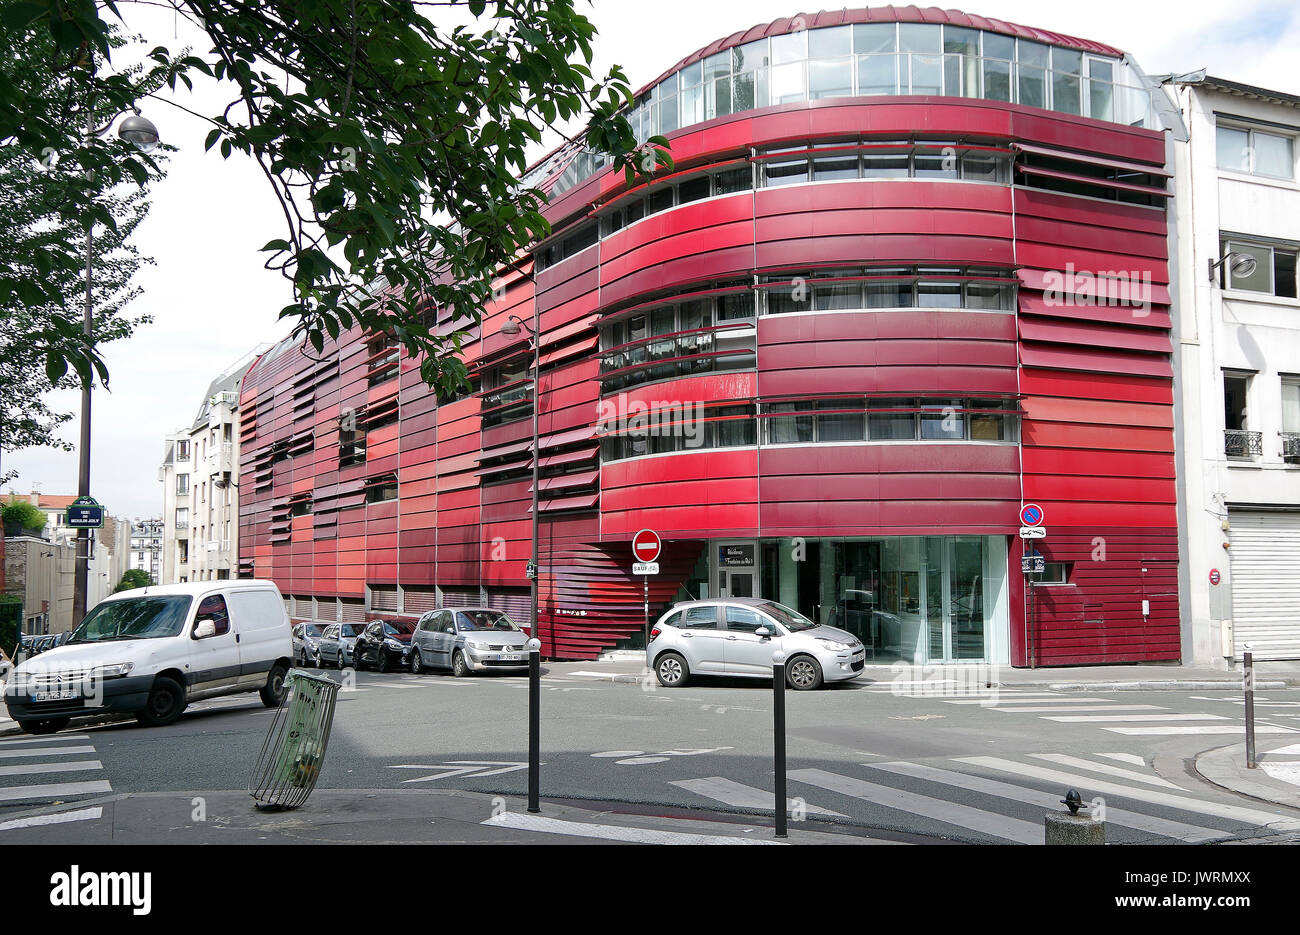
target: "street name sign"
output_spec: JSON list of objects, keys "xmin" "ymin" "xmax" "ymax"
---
[{"xmin": 66, "ymin": 496, "xmax": 104, "ymax": 529}]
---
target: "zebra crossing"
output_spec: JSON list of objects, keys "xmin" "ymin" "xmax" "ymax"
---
[
  {"xmin": 931, "ymin": 689, "xmax": 1300, "ymax": 736},
  {"xmin": 669, "ymin": 749, "xmax": 1300, "ymax": 844},
  {"xmin": 0, "ymin": 733, "xmax": 111, "ymax": 830}
]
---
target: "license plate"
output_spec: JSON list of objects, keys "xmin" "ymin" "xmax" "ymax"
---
[{"xmin": 34, "ymin": 689, "xmax": 79, "ymax": 702}]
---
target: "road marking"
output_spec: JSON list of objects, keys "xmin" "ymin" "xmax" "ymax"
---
[
  {"xmin": 1041, "ymin": 713, "xmax": 1229, "ymax": 723},
  {"xmin": 0, "ymin": 781, "xmax": 112, "ymax": 803},
  {"xmin": 0, "ymin": 745, "xmax": 96, "ymax": 760},
  {"xmin": 0, "ymin": 760, "xmax": 102, "ymax": 778},
  {"xmin": 869, "ymin": 761, "xmax": 1226, "ymax": 844},
  {"xmin": 671, "ymin": 777, "xmax": 847, "ymax": 817},
  {"xmin": 1097, "ymin": 753, "xmax": 1148, "ymax": 766},
  {"xmin": 389, "ymin": 761, "xmax": 530, "ymax": 783},
  {"xmin": 0, "ymin": 735, "xmax": 92, "ymax": 746},
  {"xmin": 1027, "ymin": 754, "xmax": 1184, "ymax": 789},
  {"xmin": 941, "ymin": 695, "xmax": 1113, "ymax": 705},
  {"xmin": 482, "ymin": 811, "xmax": 782, "ymax": 844},
  {"xmin": 788, "ymin": 768, "xmax": 1042, "ymax": 844},
  {"xmin": 1102, "ymin": 725, "xmax": 1298, "ymax": 735},
  {"xmin": 956, "ymin": 756, "xmax": 1300, "ymax": 829},
  {"xmin": 989, "ymin": 705, "xmax": 1164, "ymax": 713},
  {"xmin": 0, "ymin": 806, "xmax": 103, "ymax": 832}
]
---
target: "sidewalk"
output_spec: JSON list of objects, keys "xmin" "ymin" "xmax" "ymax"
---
[
  {"xmin": 0, "ymin": 788, "xmax": 897, "ymax": 845},
  {"xmin": 590, "ymin": 655, "xmax": 1300, "ymax": 691},
  {"xmin": 1196, "ymin": 740, "xmax": 1300, "ymax": 811}
]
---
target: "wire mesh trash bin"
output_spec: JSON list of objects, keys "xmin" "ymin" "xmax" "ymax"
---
[{"xmin": 248, "ymin": 668, "xmax": 340, "ymax": 810}]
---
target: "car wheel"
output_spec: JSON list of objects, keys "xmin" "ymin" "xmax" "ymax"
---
[
  {"xmin": 19, "ymin": 718, "xmax": 69, "ymax": 735},
  {"xmin": 377, "ymin": 649, "xmax": 392, "ymax": 674},
  {"xmin": 655, "ymin": 652, "xmax": 689, "ymax": 688},
  {"xmin": 135, "ymin": 676, "xmax": 187, "ymax": 727},
  {"xmin": 786, "ymin": 655, "xmax": 823, "ymax": 691},
  {"xmin": 410, "ymin": 649, "xmax": 424, "ymax": 675},
  {"xmin": 336, "ymin": 650, "xmax": 347, "ymax": 671},
  {"xmin": 260, "ymin": 664, "xmax": 289, "ymax": 708},
  {"xmin": 451, "ymin": 651, "xmax": 469, "ymax": 678}
]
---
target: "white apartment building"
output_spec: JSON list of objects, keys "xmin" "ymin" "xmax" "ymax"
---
[
  {"xmin": 129, "ymin": 518, "xmax": 163, "ymax": 583},
  {"xmin": 1168, "ymin": 74, "xmax": 1300, "ymax": 664},
  {"xmin": 159, "ymin": 349, "xmax": 264, "ymax": 583}
]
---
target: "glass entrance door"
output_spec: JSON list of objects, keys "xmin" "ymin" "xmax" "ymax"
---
[
  {"xmin": 724, "ymin": 570, "xmax": 754, "ymax": 598},
  {"xmin": 925, "ymin": 537, "xmax": 986, "ymax": 662}
]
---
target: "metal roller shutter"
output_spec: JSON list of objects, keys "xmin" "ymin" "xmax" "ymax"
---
[
  {"xmin": 1229, "ymin": 510, "xmax": 1300, "ymax": 660},
  {"xmin": 369, "ymin": 585, "xmax": 400, "ymax": 612},
  {"xmin": 440, "ymin": 587, "xmax": 479, "ymax": 608},
  {"xmin": 340, "ymin": 598, "xmax": 366, "ymax": 623},
  {"xmin": 404, "ymin": 587, "xmax": 438, "ymax": 615},
  {"xmin": 487, "ymin": 588, "xmax": 532, "ymax": 628}
]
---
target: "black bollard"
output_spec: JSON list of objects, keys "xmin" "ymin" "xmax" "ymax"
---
[
  {"xmin": 528, "ymin": 637, "xmax": 541, "ymax": 812},
  {"xmin": 773, "ymin": 649, "xmax": 787, "ymax": 839}
]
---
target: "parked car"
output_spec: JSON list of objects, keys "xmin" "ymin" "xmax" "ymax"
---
[
  {"xmin": 409, "ymin": 608, "xmax": 529, "ymax": 677},
  {"xmin": 647, "ymin": 598, "xmax": 866, "ymax": 691},
  {"xmin": 315, "ymin": 622, "xmax": 366, "ymax": 669},
  {"xmin": 3, "ymin": 580, "xmax": 293, "ymax": 735},
  {"xmin": 291, "ymin": 622, "xmax": 328, "ymax": 667},
  {"xmin": 351, "ymin": 619, "xmax": 415, "ymax": 672}
]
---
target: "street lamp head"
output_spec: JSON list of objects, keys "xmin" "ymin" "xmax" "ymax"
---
[
  {"xmin": 117, "ymin": 112, "xmax": 160, "ymax": 152},
  {"xmin": 501, "ymin": 317, "xmax": 522, "ymax": 336},
  {"xmin": 1229, "ymin": 252, "xmax": 1258, "ymax": 279}
]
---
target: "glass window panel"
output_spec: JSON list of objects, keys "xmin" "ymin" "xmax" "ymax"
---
[
  {"xmin": 1088, "ymin": 59, "xmax": 1113, "ymax": 82},
  {"xmin": 771, "ymin": 61, "xmax": 806, "ymax": 104},
  {"xmin": 853, "ymin": 22, "xmax": 897, "ymax": 54},
  {"xmin": 862, "ymin": 151, "xmax": 910, "ymax": 177},
  {"xmin": 718, "ymin": 291, "xmax": 755, "ymax": 320},
  {"xmin": 1226, "ymin": 243, "xmax": 1272, "ymax": 292},
  {"xmin": 915, "ymin": 151, "xmax": 959, "ymax": 179},
  {"xmin": 817, "ymin": 401, "xmax": 865, "ymax": 441},
  {"xmin": 943, "ymin": 25, "xmax": 979, "ymax": 56},
  {"xmin": 965, "ymin": 281, "xmax": 1010, "ymax": 309},
  {"xmin": 866, "ymin": 279, "xmax": 914, "ymax": 307},
  {"xmin": 1275, "ymin": 250, "xmax": 1298, "ymax": 299},
  {"xmin": 712, "ymin": 408, "xmax": 756, "ymax": 447},
  {"xmin": 1018, "ymin": 65, "xmax": 1046, "ymax": 109},
  {"xmin": 857, "ymin": 54, "xmax": 899, "ymax": 95},
  {"xmin": 732, "ymin": 71, "xmax": 756, "ymax": 112},
  {"xmin": 706, "ymin": 75, "xmax": 732, "ymax": 118},
  {"xmin": 1089, "ymin": 81, "xmax": 1113, "ymax": 122},
  {"xmin": 680, "ymin": 298, "xmax": 712, "ymax": 331},
  {"xmin": 917, "ymin": 281, "xmax": 962, "ymax": 307},
  {"xmin": 968, "ymin": 400, "xmax": 1010, "ymax": 440},
  {"xmin": 658, "ymin": 94, "xmax": 679, "ymax": 134},
  {"xmin": 812, "ymin": 150, "xmax": 860, "ymax": 180},
  {"xmin": 983, "ymin": 59, "xmax": 1011, "ymax": 102},
  {"xmin": 1018, "ymin": 40, "xmax": 1049, "ymax": 67},
  {"xmin": 869, "ymin": 401, "xmax": 917, "ymax": 440},
  {"xmin": 920, "ymin": 399, "xmax": 966, "ymax": 439},
  {"xmin": 1216, "ymin": 126, "xmax": 1250, "ymax": 172},
  {"xmin": 1255, "ymin": 131, "xmax": 1295, "ymax": 179},
  {"xmin": 765, "ymin": 157, "xmax": 809, "ymax": 186},
  {"xmin": 814, "ymin": 281, "xmax": 862, "ymax": 310},
  {"xmin": 650, "ymin": 307, "xmax": 676, "ymax": 336},
  {"xmin": 714, "ymin": 166, "xmax": 753, "ymax": 195},
  {"xmin": 944, "ymin": 54, "xmax": 978, "ymax": 96},
  {"xmin": 627, "ymin": 314, "xmax": 648, "ymax": 343},
  {"xmin": 982, "ymin": 32, "xmax": 1014, "ymax": 60},
  {"xmin": 771, "ymin": 31, "xmax": 807, "ymax": 64},
  {"xmin": 961, "ymin": 152, "xmax": 1003, "ymax": 182},
  {"xmin": 909, "ymin": 53, "xmax": 943, "ymax": 94},
  {"xmin": 1051, "ymin": 48, "xmax": 1082, "ymax": 74},
  {"xmin": 1052, "ymin": 72, "xmax": 1081, "ymax": 114},
  {"xmin": 647, "ymin": 187, "xmax": 674, "ymax": 214},
  {"xmin": 679, "ymin": 85, "xmax": 703, "ymax": 126},
  {"xmin": 681, "ymin": 61, "xmax": 703, "ymax": 87},
  {"xmin": 734, "ymin": 38, "xmax": 769, "ymax": 73},
  {"xmin": 766, "ymin": 284, "xmax": 811, "ymax": 315},
  {"xmin": 1282, "ymin": 381, "xmax": 1300, "ymax": 433},
  {"xmin": 810, "ymin": 25, "xmax": 852, "ymax": 58},
  {"xmin": 898, "ymin": 23, "xmax": 941, "ymax": 53},
  {"xmin": 768, "ymin": 403, "xmax": 814, "ymax": 444},
  {"xmin": 703, "ymin": 51, "xmax": 730, "ymax": 80},
  {"xmin": 678, "ymin": 175, "xmax": 711, "ymax": 203},
  {"xmin": 625, "ymin": 198, "xmax": 645, "ymax": 224},
  {"xmin": 809, "ymin": 58, "xmax": 854, "ymax": 99}
]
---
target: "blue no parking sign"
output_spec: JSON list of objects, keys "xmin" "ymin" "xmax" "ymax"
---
[{"xmin": 1020, "ymin": 503, "xmax": 1044, "ymax": 527}]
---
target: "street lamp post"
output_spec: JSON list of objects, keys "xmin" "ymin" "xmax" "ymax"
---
[{"xmin": 70, "ymin": 108, "xmax": 160, "ymax": 629}]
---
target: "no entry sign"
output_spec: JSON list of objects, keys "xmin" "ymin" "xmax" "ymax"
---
[{"xmin": 632, "ymin": 528, "xmax": 662, "ymax": 564}]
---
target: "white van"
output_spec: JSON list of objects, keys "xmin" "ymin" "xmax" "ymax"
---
[{"xmin": 3, "ymin": 580, "xmax": 293, "ymax": 735}]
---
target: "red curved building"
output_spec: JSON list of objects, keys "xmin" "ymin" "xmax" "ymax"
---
[{"xmin": 239, "ymin": 7, "xmax": 1179, "ymax": 666}]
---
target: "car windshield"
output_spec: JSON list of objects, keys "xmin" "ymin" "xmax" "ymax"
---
[
  {"xmin": 756, "ymin": 601, "xmax": 819, "ymax": 632},
  {"xmin": 342, "ymin": 624, "xmax": 365, "ymax": 638},
  {"xmin": 304, "ymin": 624, "xmax": 326, "ymax": 638},
  {"xmin": 383, "ymin": 622, "xmax": 415, "ymax": 637},
  {"xmin": 454, "ymin": 611, "xmax": 519, "ymax": 632},
  {"xmin": 66, "ymin": 596, "xmax": 193, "ymax": 643}
]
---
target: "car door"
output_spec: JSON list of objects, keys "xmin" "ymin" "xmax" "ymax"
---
[
  {"xmin": 722, "ymin": 605, "xmax": 783, "ymax": 676},
  {"xmin": 412, "ymin": 613, "xmax": 434, "ymax": 665},
  {"xmin": 319, "ymin": 624, "xmax": 340, "ymax": 663},
  {"xmin": 188, "ymin": 592, "xmax": 241, "ymax": 692},
  {"xmin": 675, "ymin": 605, "xmax": 727, "ymax": 673},
  {"xmin": 429, "ymin": 611, "xmax": 454, "ymax": 667}
]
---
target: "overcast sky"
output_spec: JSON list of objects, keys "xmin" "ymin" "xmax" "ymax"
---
[{"xmin": 7, "ymin": 0, "xmax": 1300, "ymax": 520}]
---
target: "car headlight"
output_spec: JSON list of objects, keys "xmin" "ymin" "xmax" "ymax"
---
[
  {"xmin": 816, "ymin": 638, "xmax": 851, "ymax": 651},
  {"xmin": 384, "ymin": 638, "xmax": 405, "ymax": 651},
  {"xmin": 92, "ymin": 663, "xmax": 134, "ymax": 679}
]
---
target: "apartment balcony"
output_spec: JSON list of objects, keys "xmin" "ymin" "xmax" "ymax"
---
[
  {"xmin": 1224, "ymin": 430, "xmax": 1262, "ymax": 459},
  {"xmin": 206, "ymin": 442, "xmax": 235, "ymax": 479},
  {"xmin": 1282, "ymin": 432, "xmax": 1300, "ymax": 464}
]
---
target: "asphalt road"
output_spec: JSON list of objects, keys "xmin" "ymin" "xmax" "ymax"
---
[{"xmin": 3, "ymin": 664, "xmax": 1300, "ymax": 844}]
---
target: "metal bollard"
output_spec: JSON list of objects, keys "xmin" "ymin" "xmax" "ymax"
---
[
  {"xmin": 1244, "ymin": 649, "xmax": 1256, "ymax": 769},
  {"xmin": 527, "ymin": 637, "xmax": 541, "ymax": 812},
  {"xmin": 773, "ymin": 649, "xmax": 787, "ymax": 839},
  {"xmin": 1044, "ymin": 788, "xmax": 1105, "ymax": 844}
]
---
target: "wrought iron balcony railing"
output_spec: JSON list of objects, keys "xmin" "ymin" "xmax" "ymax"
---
[{"xmin": 1224, "ymin": 429, "xmax": 1262, "ymax": 459}]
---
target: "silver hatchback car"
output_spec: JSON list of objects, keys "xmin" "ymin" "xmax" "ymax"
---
[
  {"xmin": 408, "ymin": 607, "xmax": 530, "ymax": 676},
  {"xmin": 647, "ymin": 598, "xmax": 866, "ymax": 690}
]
